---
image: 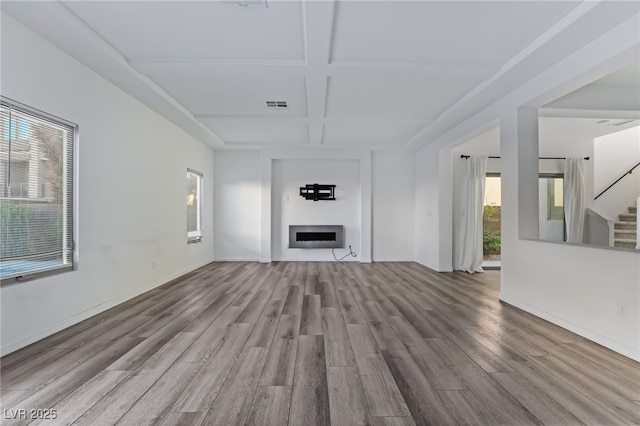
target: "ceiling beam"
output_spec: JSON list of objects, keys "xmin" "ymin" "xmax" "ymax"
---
[
  {"xmin": 539, "ymin": 108, "xmax": 640, "ymax": 119},
  {"xmin": 327, "ymin": 61, "xmax": 498, "ymax": 80},
  {"xmin": 302, "ymin": 0, "xmax": 335, "ymax": 145},
  {"xmin": 193, "ymin": 116, "xmax": 435, "ymax": 127},
  {"xmin": 131, "ymin": 59, "xmax": 498, "ymax": 80},
  {"xmin": 131, "ymin": 60, "xmax": 308, "ymax": 76},
  {"xmin": 405, "ymin": 1, "xmax": 634, "ymax": 150},
  {"xmin": 2, "ymin": 1, "xmax": 227, "ymax": 149},
  {"xmin": 195, "ymin": 115, "xmax": 309, "ymax": 123}
]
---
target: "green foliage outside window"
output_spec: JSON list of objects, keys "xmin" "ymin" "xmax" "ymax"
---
[
  {"xmin": 0, "ymin": 201, "xmax": 62, "ymax": 260},
  {"xmin": 483, "ymin": 205, "xmax": 501, "ymax": 254}
]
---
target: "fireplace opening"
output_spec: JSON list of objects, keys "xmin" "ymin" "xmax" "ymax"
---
[
  {"xmin": 297, "ymin": 232, "xmax": 336, "ymax": 242},
  {"xmin": 289, "ymin": 225, "xmax": 344, "ymax": 248}
]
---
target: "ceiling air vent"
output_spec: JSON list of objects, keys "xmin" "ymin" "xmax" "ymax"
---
[
  {"xmin": 224, "ymin": 0, "xmax": 268, "ymax": 7},
  {"xmin": 265, "ymin": 100, "xmax": 288, "ymax": 110},
  {"xmin": 596, "ymin": 119, "xmax": 639, "ymax": 127}
]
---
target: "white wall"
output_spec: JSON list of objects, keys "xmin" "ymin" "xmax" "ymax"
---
[
  {"xmin": 272, "ymin": 159, "xmax": 360, "ymax": 261},
  {"xmin": 414, "ymin": 143, "xmax": 453, "ymax": 271},
  {"xmin": 214, "ymin": 150, "xmax": 261, "ymax": 260},
  {"xmin": 414, "ymin": 14, "xmax": 640, "ymax": 360},
  {"xmin": 0, "ymin": 14, "xmax": 215, "ymax": 355},
  {"xmin": 503, "ymin": 52, "xmax": 639, "ymax": 359},
  {"xmin": 502, "ymin": 107, "xmax": 639, "ymax": 361},
  {"xmin": 372, "ymin": 151, "xmax": 415, "ymax": 261},
  {"xmin": 594, "ymin": 126, "xmax": 640, "ymax": 219},
  {"xmin": 214, "ymin": 150, "xmax": 415, "ymax": 263}
]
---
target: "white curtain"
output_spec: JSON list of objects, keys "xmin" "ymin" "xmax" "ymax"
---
[
  {"xmin": 564, "ymin": 158, "xmax": 585, "ymax": 243},
  {"xmin": 456, "ymin": 156, "xmax": 488, "ymax": 273}
]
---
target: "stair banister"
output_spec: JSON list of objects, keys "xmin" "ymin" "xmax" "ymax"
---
[{"xmin": 594, "ymin": 161, "xmax": 640, "ymax": 201}]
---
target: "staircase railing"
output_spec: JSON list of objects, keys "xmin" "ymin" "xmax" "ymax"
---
[{"xmin": 594, "ymin": 161, "xmax": 640, "ymax": 201}]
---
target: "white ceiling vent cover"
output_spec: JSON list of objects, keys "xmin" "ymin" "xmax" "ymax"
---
[
  {"xmin": 265, "ymin": 100, "xmax": 288, "ymax": 109},
  {"xmin": 224, "ymin": 0, "xmax": 268, "ymax": 8},
  {"xmin": 597, "ymin": 119, "xmax": 639, "ymax": 127}
]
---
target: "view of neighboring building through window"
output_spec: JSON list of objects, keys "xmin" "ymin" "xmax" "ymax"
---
[
  {"xmin": 186, "ymin": 169, "xmax": 203, "ymax": 243},
  {"xmin": 0, "ymin": 98, "xmax": 75, "ymax": 281}
]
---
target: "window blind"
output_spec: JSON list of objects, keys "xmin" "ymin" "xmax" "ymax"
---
[{"xmin": 0, "ymin": 98, "xmax": 75, "ymax": 281}]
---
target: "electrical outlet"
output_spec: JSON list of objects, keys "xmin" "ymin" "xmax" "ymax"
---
[
  {"xmin": 616, "ymin": 302, "xmax": 629, "ymax": 319},
  {"xmin": 151, "ymin": 260, "xmax": 157, "ymax": 270}
]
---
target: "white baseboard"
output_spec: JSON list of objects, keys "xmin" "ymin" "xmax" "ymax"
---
[
  {"xmin": 415, "ymin": 259, "xmax": 453, "ymax": 272},
  {"xmin": 501, "ymin": 295, "xmax": 640, "ymax": 363},
  {"xmin": 273, "ymin": 257, "xmax": 361, "ymax": 262},
  {"xmin": 371, "ymin": 257, "xmax": 414, "ymax": 262},
  {"xmin": 0, "ymin": 258, "xmax": 214, "ymax": 357},
  {"xmin": 214, "ymin": 257, "xmax": 260, "ymax": 262}
]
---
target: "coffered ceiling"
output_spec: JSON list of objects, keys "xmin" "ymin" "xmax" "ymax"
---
[{"xmin": 2, "ymin": 1, "xmax": 639, "ymax": 149}]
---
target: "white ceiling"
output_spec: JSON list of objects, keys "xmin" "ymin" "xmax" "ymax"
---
[
  {"xmin": 63, "ymin": 1, "xmax": 307, "ymax": 62},
  {"xmin": 543, "ymin": 61, "xmax": 640, "ymax": 115},
  {"xmin": 456, "ymin": 117, "xmax": 640, "ymax": 157},
  {"xmin": 456, "ymin": 61, "xmax": 640, "ymax": 156},
  {"xmin": 2, "ymin": 1, "xmax": 639, "ymax": 150}
]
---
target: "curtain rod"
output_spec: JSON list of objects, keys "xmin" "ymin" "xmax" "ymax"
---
[{"xmin": 460, "ymin": 155, "xmax": 589, "ymax": 160}]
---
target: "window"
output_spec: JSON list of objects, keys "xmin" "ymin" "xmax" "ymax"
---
[
  {"xmin": 546, "ymin": 177, "xmax": 564, "ymax": 220},
  {"xmin": 539, "ymin": 174, "xmax": 565, "ymax": 241},
  {"xmin": 186, "ymin": 169, "xmax": 203, "ymax": 244},
  {"xmin": 0, "ymin": 98, "xmax": 75, "ymax": 282}
]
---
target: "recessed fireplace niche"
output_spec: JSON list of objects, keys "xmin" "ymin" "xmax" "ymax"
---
[{"xmin": 289, "ymin": 225, "xmax": 344, "ymax": 249}]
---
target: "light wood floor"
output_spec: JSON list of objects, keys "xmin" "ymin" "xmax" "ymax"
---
[{"xmin": 1, "ymin": 262, "xmax": 639, "ymax": 425}]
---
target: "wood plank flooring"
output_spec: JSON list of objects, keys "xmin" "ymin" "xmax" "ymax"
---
[{"xmin": 2, "ymin": 261, "xmax": 639, "ymax": 425}]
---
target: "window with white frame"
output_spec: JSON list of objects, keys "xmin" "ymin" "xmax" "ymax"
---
[
  {"xmin": 0, "ymin": 98, "xmax": 75, "ymax": 282},
  {"xmin": 186, "ymin": 169, "xmax": 203, "ymax": 243}
]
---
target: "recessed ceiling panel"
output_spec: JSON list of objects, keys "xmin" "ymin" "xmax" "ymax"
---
[
  {"xmin": 63, "ymin": 1, "xmax": 305, "ymax": 61},
  {"xmin": 325, "ymin": 74, "xmax": 480, "ymax": 119},
  {"xmin": 201, "ymin": 118, "xmax": 308, "ymax": 144},
  {"xmin": 323, "ymin": 120, "xmax": 428, "ymax": 146},
  {"xmin": 331, "ymin": 1, "xmax": 579, "ymax": 65},
  {"xmin": 150, "ymin": 74, "xmax": 308, "ymax": 116}
]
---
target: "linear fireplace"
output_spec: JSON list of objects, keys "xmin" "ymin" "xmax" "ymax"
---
[{"xmin": 289, "ymin": 225, "xmax": 344, "ymax": 249}]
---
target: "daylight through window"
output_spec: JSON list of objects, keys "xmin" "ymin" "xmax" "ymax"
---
[
  {"xmin": 187, "ymin": 169, "xmax": 203, "ymax": 244},
  {"xmin": 0, "ymin": 98, "xmax": 75, "ymax": 281}
]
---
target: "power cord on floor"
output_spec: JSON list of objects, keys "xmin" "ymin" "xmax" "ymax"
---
[{"xmin": 332, "ymin": 245, "xmax": 357, "ymax": 261}]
